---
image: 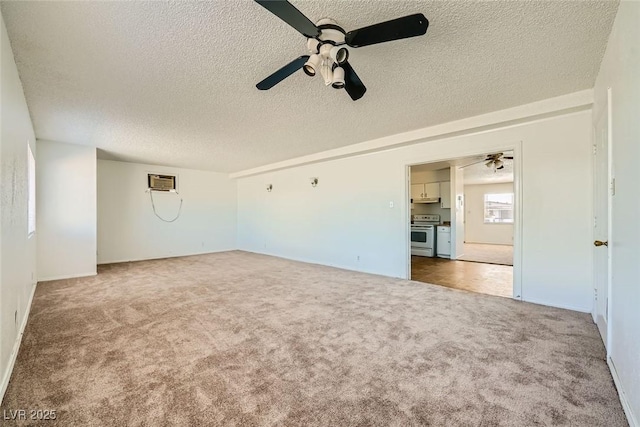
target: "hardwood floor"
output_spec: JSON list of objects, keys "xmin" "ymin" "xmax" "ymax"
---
[{"xmin": 411, "ymin": 256, "xmax": 513, "ymax": 298}]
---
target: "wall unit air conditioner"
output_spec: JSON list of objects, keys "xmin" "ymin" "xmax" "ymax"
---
[{"xmin": 148, "ymin": 174, "xmax": 176, "ymax": 191}]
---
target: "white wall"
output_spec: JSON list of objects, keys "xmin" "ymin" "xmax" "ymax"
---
[
  {"xmin": 593, "ymin": 1, "xmax": 640, "ymax": 424},
  {"xmin": 0, "ymin": 10, "xmax": 37, "ymax": 400},
  {"xmin": 36, "ymin": 140, "xmax": 96, "ymax": 281},
  {"xmin": 238, "ymin": 111, "xmax": 594, "ymax": 312},
  {"xmin": 464, "ymin": 183, "xmax": 514, "ymax": 245},
  {"xmin": 97, "ymin": 160, "xmax": 237, "ymax": 264}
]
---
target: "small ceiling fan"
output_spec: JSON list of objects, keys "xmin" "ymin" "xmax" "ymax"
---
[
  {"xmin": 254, "ymin": 0, "xmax": 429, "ymax": 101},
  {"xmin": 461, "ymin": 153, "xmax": 514, "ymax": 171}
]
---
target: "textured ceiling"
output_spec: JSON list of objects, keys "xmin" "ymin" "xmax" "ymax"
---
[
  {"xmin": 462, "ymin": 154, "xmax": 514, "ymax": 185},
  {"xmin": 411, "ymin": 150, "xmax": 514, "ymax": 185},
  {"xmin": 1, "ymin": 1, "xmax": 618, "ymax": 173}
]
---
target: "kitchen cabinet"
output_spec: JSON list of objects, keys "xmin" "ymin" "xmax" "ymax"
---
[
  {"xmin": 440, "ymin": 181, "xmax": 451, "ymax": 208},
  {"xmin": 424, "ymin": 183, "xmax": 440, "ymax": 199},
  {"xmin": 411, "ymin": 182, "xmax": 440, "ymax": 202},
  {"xmin": 411, "ymin": 184, "xmax": 424, "ymax": 201}
]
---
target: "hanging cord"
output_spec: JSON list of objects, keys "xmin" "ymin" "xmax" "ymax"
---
[{"xmin": 149, "ymin": 189, "xmax": 183, "ymax": 223}]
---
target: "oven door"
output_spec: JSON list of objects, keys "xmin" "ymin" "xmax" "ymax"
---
[{"xmin": 411, "ymin": 227, "xmax": 433, "ymax": 248}]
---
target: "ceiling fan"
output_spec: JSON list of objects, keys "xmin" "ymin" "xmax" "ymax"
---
[
  {"xmin": 254, "ymin": 0, "xmax": 429, "ymax": 101},
  {"xmin": 461, "ymin": 153, "xmax": 514, "ymax": 171}
]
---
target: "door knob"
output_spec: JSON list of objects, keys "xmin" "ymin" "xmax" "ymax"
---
[{"xmin": 594, "ymin": 240, "xmax": 608, "ymax": 247}]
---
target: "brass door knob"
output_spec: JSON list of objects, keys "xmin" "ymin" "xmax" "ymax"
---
[{"xmin": 594, "ymin": 240, "xmax": 608, "ymax": 247}]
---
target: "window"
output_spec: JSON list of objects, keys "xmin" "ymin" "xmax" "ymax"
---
[
  {"xmin": 27, "ymin": 143, "xmax": 36, "ymax": 236},
  {"xmin": 484, "ymin": 193, "xmax": 513, "ymax": 224}
]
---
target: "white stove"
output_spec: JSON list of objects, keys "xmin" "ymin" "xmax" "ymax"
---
[{"xmin": 411, "ymin": 214, "xmax": 440, "ymax": 257}]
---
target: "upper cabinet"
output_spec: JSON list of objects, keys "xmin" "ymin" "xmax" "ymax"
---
[
  {"xmin": 411, "ymin": 184, "xmax": 425, "ymax": 201},
  {"xmin": 411, "ymin": 181, "xmax": 451, "ymax": 207},
  {"xmin": 424, "ymin": 183, "xmax": 440, "ymax": 200},
  {"xmin": 410, "ymin": 167, "xmax": 451, "ymax": 206},
  {"xmin": 411, "ymin": 182, "xmax": 441, "ymax": 203},
  {"xmin": 440, "ymin": 181, "xmax": 451, "ymax": 208}
]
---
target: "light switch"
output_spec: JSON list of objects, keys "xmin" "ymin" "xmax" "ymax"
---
[{"xmin": 389, "ymin": 201, "xmax": 394, "ymax": 208}]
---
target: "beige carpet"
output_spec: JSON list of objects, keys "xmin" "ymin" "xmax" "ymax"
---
[
  {"xmin": 459, "ymin": 243, "xmax": 514, "ymax": 266},
  {"xmin": 1, "ymin": 251, "xmax": 626, "ymax": 426}
]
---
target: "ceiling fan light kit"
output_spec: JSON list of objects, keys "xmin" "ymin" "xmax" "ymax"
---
[
  {"xmin": 303, "ymin": 54, "xmax": 322, "ymax": 76},
  {"xmin": 254, "ymin": 0, "xmax": 429, "ymax": 101},
  {"xmin": 329, "ymin": 45, "xmax": 348, "ymax": 64},
  {"xmin": 463, "ymin": 153, "xmax": 514, "ymax": 173},
  {"xmin": 331, "ymin": 66, "xmax": 345, "ymax": 89}
]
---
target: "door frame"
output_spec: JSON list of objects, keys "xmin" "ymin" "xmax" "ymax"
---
[
  {"xmin": 592, "ymin": 87, "xmax": 614, "ymax": 352},
  {"xmin": 606, "ymin": 87, "xmax": 613, "ymax": 354},
  {"xmin": 404, "ymin": 140, "xmax": 523, "ymax": 300}
]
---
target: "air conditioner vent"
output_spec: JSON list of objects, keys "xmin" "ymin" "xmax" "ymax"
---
[{"xmin": 148, "ymin": 174, "xmax": 176, "ymax": 191}]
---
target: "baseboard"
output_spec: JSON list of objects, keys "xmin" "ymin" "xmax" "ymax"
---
[
  {"xmin": 97, "ymin": 248, "xmax": 237, "ymax": 266},
  {"xmin": 520, "ymin": 297, "xmax": 591, "ymax": 313},
  {"xmin": 608, "ymin": 357, "xmax": 638, "ymax": 427},
  {"xmin": 38, "ymin": 271, "xmax": 97, "ymax": 282},
  {"xmin": 0, "ymin": 282, "xmax": 37, "ymax": 404},
  {"xmin": 239, "ymin": 249, "xmax": 403, "ymax": 279}
]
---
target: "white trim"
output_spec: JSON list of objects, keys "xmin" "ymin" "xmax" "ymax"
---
[
  {"xmin": 520, "ymin": 297, "xmax": 591, "ymax": 313},
  {"xmin": 0, "ymin": 282, "xmax": 37, "ymax": 403},
  {"xmin": 405, "ymin": 166, "xmax": 411, "ymax": 279},
  {"xmin": 608, "ymin": 357, "xmax": 639, "ymax": 427},
  {"xmin": 590, "ymin": 116, "xmax": 598, "ymax": 324},
  {"xmin": 97, "ymin": 248, "xmax": 237, "ymax": 266},
  {"xmin": 512, "ymin": 142, "xmax": 524, "ymax": 301},
  {"xmin": 231, "ymin": 90, "xmax": 593, "ymax": 178},
  {"xmin": 605, "ymin": 86, "xmax": 613, "ymax": 354},
  {"xmin": 238, "ymin": 249, "xmax": 405, "ymax": 279},
  {"xmin": 37, "ymin": 272, "xmax": 97, "ymax": 282}
]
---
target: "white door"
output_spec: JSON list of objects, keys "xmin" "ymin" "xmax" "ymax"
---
[{"xmin": 593, "ymin": 93, "xmax": 611, "ymax": 347}]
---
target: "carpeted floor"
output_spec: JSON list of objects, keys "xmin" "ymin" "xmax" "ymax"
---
[
  {"xmin": 459, "ymin": 243, "xmax": 514, "ymax": 266},
  {"xmin": 1, "ymin": 251, "xmax": 626, "ymax": 426}
]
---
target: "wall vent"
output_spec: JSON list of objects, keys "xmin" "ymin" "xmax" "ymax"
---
[{"xmin": 148, "ymin": 174, "xmax": 176, "ymax": 191}]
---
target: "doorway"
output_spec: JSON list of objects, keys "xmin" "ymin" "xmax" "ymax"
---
[{"xmin": 408, "ymin": 150, "xmax": 520, "ymax": 299}]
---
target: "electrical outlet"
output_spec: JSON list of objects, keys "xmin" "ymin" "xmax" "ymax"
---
[{"xmin": 357, "ymin": 255, "xmax": 360, "ymax": 261}]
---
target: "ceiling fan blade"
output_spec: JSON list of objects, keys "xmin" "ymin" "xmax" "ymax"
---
[
  {"xmin": 503, "ymin": 156, "xmax": 514, "ymax": 160},
  {"xmin": 256, "ymin": 56, "xmax": 309, "ymax": 90},
  {"xmin": 342, "ymin": 62, "xmax": 366, "ymax": 101},
  {"xmin": 254, "ymin": 0, "xmax": 320, "ymax": 38},
  {"xmin": 345, "ymin": 13, "xmax": 428, "ymax": 48}
]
